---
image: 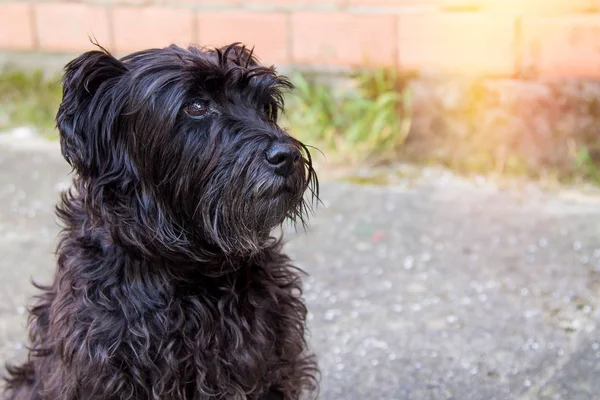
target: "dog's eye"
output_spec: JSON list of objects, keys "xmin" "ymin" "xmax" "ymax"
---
[{"xmin": 184, "ymin": 101, "xmax": 209, "ymax": 118}]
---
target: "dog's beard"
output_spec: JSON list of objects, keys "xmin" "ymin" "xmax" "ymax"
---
[{"xmin": 191, "ymin": 147, "xmax": 316, "ymax": 256}]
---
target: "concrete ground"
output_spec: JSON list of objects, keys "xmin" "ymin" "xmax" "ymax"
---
[{"xmin": 0, "ymin": 132, "xmax": 599, "ymax": 399}]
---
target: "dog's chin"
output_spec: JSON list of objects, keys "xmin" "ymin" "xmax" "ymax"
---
[
  {"xmin": 259, "ymin": 193, "xmax": 298, "ymax": 229},
  {"xmin": 252, "ymin": 189, "xmax": 304, "ymax": 230},
  {"xmin": 195, "ymin": 193, "xmax": 302, "ymax": 257}
]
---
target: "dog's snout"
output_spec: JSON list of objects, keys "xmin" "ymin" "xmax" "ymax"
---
[{"xmin": 265, "ymin": 143, "xmax": 300, "ymax": 177}]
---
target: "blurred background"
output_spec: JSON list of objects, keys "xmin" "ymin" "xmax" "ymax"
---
[{"xmin": 2, "ymin": 0, "xmax": 600, "ymax": 399}]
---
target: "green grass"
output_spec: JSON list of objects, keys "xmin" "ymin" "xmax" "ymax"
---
[
  {"xmin": 574, "ymin": 146, "xmax": 600, "ymax": 185},
  {"xmin": 0, "ymin": 69, "xmax": 61, "ymax": 136},
  {"xmin": 2, "ymin": 67, "xmax": 600, "ymax": 187},
  {"xmin": 284, "ymin": 69, "xmax": 413, "ymax": 163}
]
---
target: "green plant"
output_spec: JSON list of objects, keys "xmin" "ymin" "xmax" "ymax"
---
[
  {"xmin": 284, "ymin": 68, "xmax": 412, "ymax": 163},
  {"xmin": 574, "ymin": 146, "xmax": 600, "ymax": 184},
  {"xmin": 0, "ymin": 69, "xmax": 62, "ymax": 136}
]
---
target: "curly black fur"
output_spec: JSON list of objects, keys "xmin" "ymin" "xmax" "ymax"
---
[{"xmin": 3, "ymin": 43, "xmax": 319, "ymax": 400}]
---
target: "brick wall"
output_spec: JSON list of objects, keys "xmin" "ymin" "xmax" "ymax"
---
[{"xmin": 1, "ymin": 0, "xmax": 600, "ymax": 77}]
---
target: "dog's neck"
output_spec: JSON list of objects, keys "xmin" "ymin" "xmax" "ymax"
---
[{"xmin": 58, "ymin": 178, "xmax": 286, "ymax": 287}]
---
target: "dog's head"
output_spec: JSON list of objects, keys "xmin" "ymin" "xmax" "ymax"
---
[{"xmin": 57, "ymin": 43, "xmax": 318, "ymax": 258}]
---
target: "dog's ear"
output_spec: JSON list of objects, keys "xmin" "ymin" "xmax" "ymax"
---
[
  {"xmin": 217, "ymin": 43, "xmax": 260, "ymax": 68},
  {"xmin": 57, "ymin": 48, "xmax": 127, "ymax": 176}
]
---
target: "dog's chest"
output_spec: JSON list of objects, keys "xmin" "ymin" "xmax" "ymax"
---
[{"xmin": 118, "ymin": 275, "xmax": 286, "ymax": 393}]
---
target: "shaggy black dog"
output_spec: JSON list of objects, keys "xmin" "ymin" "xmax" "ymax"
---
[{"xmin": 3, "ymin": 43, "xmax": 319, "ymax": 400}]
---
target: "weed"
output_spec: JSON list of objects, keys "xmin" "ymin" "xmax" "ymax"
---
[
  {"xmin": 0, "ymin": 69, "xmax": 61, "ymax": 136},
  {"xmin": 3, "ymin": 67, "xmax": 600, "ymax": 188},
  {"xmin": 284, "ymin": 68, "xmax": 412, "ymax": 163},
  {"xmin": 574, "ymin": 146, "xmax": 600, "ymax": 184}
]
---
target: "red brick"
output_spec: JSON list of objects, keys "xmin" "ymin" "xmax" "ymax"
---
[
  {"xmin": 441, "ymin": 0, "xmax": 598, "ymax": 13},
  {"xmin": 246, "ymin": 0, "xmax": 342, "ymax": 7},
  {"xmin": 350, "ymin": 0, "xmax": 597, "ymax": 12},
  {"xmin": 35, "ymin": 3, "xmax": 110, "ymax": 52},
  {"xmin": 291, "ymin": 12, "xmax": 397, "ymax": 67},
  {"xmin": 101, "ymin": 0, "xmax": 150, "ymax": 4},
  {"xmin": 348, "ymin": 0, "xmax": 433, "ymax": 6},
  {"xmin": 397, "ymin": 13, "xmax": 517, "ymax": 76},
  {"xmin": 112, "ymin": 6, "xmax": 194, "ymax": 53},
  {"xmin": 0, "ymin": 3, "xmax": 35, "ymax": 50},
  {"xmin": 154, "ymin": 0, "xmax": 242, "ymax": 5},
  {"xmin": 521, "ymin": 16, "xmax": 600, "ymax": 78},
  {"xmin": 197, "ymin": 12, "xmax": 289, "ymax": 65}
]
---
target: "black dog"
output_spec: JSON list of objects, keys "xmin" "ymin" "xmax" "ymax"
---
[{"xmin": 3, "ymin": 43, "xmax": 319, "ymax": 400}]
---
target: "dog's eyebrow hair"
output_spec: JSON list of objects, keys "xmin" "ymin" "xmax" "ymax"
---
[{"xmin": 245, "ymin": 46, "xmax": 256, "ymax": 68}]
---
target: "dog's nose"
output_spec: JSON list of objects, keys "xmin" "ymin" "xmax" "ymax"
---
[{"xmin": 265, "ymin": 143, "xmax": 301, "ymax": 177}]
